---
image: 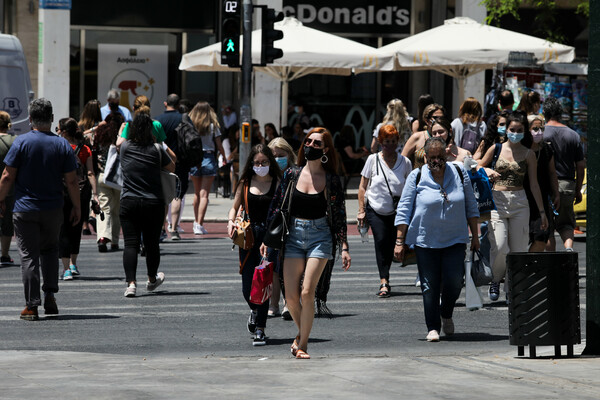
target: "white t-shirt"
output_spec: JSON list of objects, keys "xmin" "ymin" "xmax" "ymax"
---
[
  {"xmin": 201, "ymin": 123, "xmax": 221, "ymax": 152},
  {"xmin": 361, "ymin": 152, "xmax": 412, "ymax": 215},
  {"xmin": 451, "ymin": 118, "xmax": 486, "ymax": 148}
]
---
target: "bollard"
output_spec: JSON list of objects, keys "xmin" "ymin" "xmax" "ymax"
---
[{"xmin": 507, "ymin": 252, "xmax": 580, "ymax": 358}]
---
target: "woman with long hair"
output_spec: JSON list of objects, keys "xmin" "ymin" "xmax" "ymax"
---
[
  {"xmin": 56, "ymin": 117, "xmax": 99, "ymax": 280},
  {"xmin": 478, "ymin": 111, "xmax": 548, "ymax": 302},
  {"xmin": 227, "ymin": 144, "xmax": 281, "ymax": 345},
  {"xmin": 517, "ymin": 91, "xmax": 541, "ymax": 115},
  {"xmin": 267, "ymin": 137, "xmax": 297, "ymax": 319},
  {"xmin": 451, "ymin": 97, "xmax": 486, "ymax": 154},
  {"xmin": 370, "ymin": 99, "xmax": 412, "ymax": 153},
  {"xmin": 402, "ymin": 103, "xmax": 447, "ymax": 170},
  {"xmin": 93, "ymin": 112, "xmax": 125, "ymax": 252},
  {"xmin": 119, "ymin": 112, "xmax": 175, "ymax": 297},
  {"xmin": 261, "ymin": 127, "xmax": 351, "ymax": 359},
  {"xmin": 0, "ymin": 111, "xmax": 16, "ymax": 265},
  {"xmin": 78, "ymin": 99, "xmax": 102, "ymax": 140},
  {"xmin": 473, "ymin": 111, "xmax": 509, "ymax": 161},
  {"xmin": 189, "ymin": 101, "xmax": 227, "ymax": 234}
]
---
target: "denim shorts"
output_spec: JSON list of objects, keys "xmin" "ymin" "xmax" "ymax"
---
[
  {"xmin": 190, "ymin": 152, "xmax": 217, "ymax": 177},
  {"xmin": 285, "ymin": 217, "xmax": 333, "ymax": 260}
]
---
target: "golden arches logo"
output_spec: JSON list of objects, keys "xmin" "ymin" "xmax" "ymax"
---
[
  {"xmin": 413, "ymin": 51, "xmax": 429, "ymax": 64},
  {"xmin": 363, "ymin": 55, "xmax": 379, "ymax": 68},
  {"xmin": 543, "ymin": 49, "xmax": 559, "ymax": 62}
]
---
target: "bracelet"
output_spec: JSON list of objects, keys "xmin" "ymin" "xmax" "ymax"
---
[
  {"xmin": 342, "ymin": 248, "xmax": 349, "ymax": 252},
  {"xmin": 395, "ymin": 241, "xmax": 404, "ymax": 246}
]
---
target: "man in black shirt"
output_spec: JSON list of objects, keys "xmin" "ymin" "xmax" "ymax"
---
[{"xmin": 155, "ymin": 94, "xmax": 186, "ymax": 240}]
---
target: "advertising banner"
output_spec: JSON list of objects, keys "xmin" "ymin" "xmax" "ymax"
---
[{"xmin": 97, "ymin": 44, "xmax": 168, "ymax": 117}]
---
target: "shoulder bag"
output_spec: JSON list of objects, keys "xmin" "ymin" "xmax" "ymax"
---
[
  {"xmin": 102, "ymin": 144, "xmax": 123, "ymax": 190},
  {"xmin": 232, "ymin": 183, "xmax": 254, "ymax": 250},
  {"xmin": 263, "ymin": 173, "xmax": 296, "ymax": 250},
  {"xmin": 154, "ymin": 143, "xmax": 178, "ymax": 204}
]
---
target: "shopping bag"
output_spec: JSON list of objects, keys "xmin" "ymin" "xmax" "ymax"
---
[
  {"xmin": 464, "ymin": 252, "xmax": 483, "ymax": 310},
  {"xmin": 249, "ymin": 258, "xmax": 273, "ymax": 305},
  {"xmin": 467, "ymin": 168, "xmax": 496, "ymax": 221},
  {"xmin": 102, "ymin": 144, "xmax": 123, "ymax": 190}
]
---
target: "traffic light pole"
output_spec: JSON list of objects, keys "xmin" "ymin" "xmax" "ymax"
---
[
  {"xmin": 583, "ymin": 0, "xmax": 600, "ymax": 356},
  {"xmin": 238, "ymin": 0, "xmax": 253, "ymax": 171}
]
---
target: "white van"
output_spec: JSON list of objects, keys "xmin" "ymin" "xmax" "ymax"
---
[{"xmin": 0, "ymin": 33, "xmax": 34, "ymax": 135}]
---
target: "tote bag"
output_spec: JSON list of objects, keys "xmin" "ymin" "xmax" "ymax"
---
[
  {"xmin": 154, "ymin": 143, "xmax": 178, "ymax": 203},
  {"xmin": 102, "ymin": 144, "xmax": 123, "ymax": 190}
]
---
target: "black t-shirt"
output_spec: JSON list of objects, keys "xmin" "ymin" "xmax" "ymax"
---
[
  {"xmin": 525, "ymin": 141, "xmax": 554, "ymax": 219},
  {"xmin": 120, "ymin": 141, "xmax": 171, "ymax": 201},
  {"xmin": 543, "ymin": 125, "xmax": 584, "ymax": 180},
  {"xmin": 155, "ymin": 110, "xmax": 183, "ymax": 151}
]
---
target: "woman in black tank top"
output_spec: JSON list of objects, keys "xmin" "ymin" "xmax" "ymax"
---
[{"xmin": 227, "ymin": 145, "xmax": 281, "ymax": 346}]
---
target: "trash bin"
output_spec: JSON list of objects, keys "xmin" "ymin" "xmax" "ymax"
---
[{"xmin": 507, "ymin": 252, "xmax": 580, "ymax": 358}]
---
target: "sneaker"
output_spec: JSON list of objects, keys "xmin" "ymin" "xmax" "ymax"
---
[
  {"xmin": 415, "ymin": 276, "xmax": 421, "ymax": 287},
  {"xmin": 44, "ymin": 295, "xmax": 58, "ymax": 315},
  {"xmin": 0, "ymin": 255, "xmax": 14, "ymax": 265},
  {"xmin": 565, "ymin": 247, "xmax": 574, "ymax": 252},
  {"xmin": 124, "ymin": 283, "xmax": 137, "ymax": 297},
  {"xmin": 177, "ymin": 225, "xmax": 185, "ymax": 233},
  {"xmin": 20, "ymin": 306, "xmax": 39, "ymax": 321},
  {"xmin": 199, "ymin": 225, "xmax": 208, "ymax": 234},
  {"xmin": 247, "ymin": 310, "xmax": 257, "ymax": 333},
  {"xmin": 268, "ymin": 306, "xmax": 280, "ymax": 318},
  {"xmin": 98, "ymin": 238, "xmax": 110, "ymax": 253},
  {"xmin": 159, "ymin": 229, "xmax": 167, "ymax": 242},
  {"xmin": 62, "ymin": 269, "xmax": 74, "ymax": 281},
  {"xmin": 69, "ymin": 264, "xmax": 80, "ymax": 275},
  {"xmin": 146, "ymin": 272, "xmax": 165, "ymax": 291},
  {"xmin": 193, "ymin": 222, "xmax": 202, "ymax": 235},
  {"xmin": 170, "ymin": 231, "xmax": 181, "ymax": 241},
  {"xmin": 488, "ymin": 282, "xmax": 500, "ymax": 302},
  {"xmin": 442, "ymin": 318, "xmax": 454, "ymax": 336},
  {"xmin": 281, "ymin": 305, "xmax": 292, "ymax": 321},
  {"xmin": 253, "ymin": 329, "xmax": 266, "ymax": 346},
  {"xmin": 426, "ymin": 330, "xmax": 440, "ymax": 342}
]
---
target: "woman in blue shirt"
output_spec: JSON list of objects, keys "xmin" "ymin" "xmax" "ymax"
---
[{"xmin": 394, "ymin": 137, "xmax": 480, "ymax": 342}]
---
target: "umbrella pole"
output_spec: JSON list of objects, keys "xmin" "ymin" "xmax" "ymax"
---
[
  {"xmin": 457, "ymin": 76, "xmax": 466, "ymax": 106},
  {"xmin": 281, "ymin": 80, "xmax": 289, "ymax": 128}
]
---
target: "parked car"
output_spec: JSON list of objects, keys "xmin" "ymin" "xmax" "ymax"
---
[{"xmin": 573, "ymin": 168, "xmax": 587, "ymax": 231}]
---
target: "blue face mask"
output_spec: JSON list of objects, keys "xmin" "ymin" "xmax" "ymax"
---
[
  {"xmin": 507, "ymin": 132, "xmax": 524, "ymax": 143},
  {"xmin": 275, "ymin": 156, "xmax": 288, "ymax": 170},
  {"xmin": 497, "ymin": 126, "xmax": 506, "ymax": 136}
]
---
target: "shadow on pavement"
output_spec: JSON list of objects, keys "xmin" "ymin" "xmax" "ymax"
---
[
  {"xmin": 315, "ymin": 313, "xmax": 356, "ymax": 319},
  {"xmin": 76, "ymin": 276, "xmax": 123, "ymax": 281},
  {"xmin": 440, "ymin": 333, "xmax": 508, "ymax": 342},
  {"xmin": 48, "ymin": 314, "xmax": 120, "ymax": 321},
  {"xmin": 138, "ymin": 291, "xmax": 210, "ymax": 297}
]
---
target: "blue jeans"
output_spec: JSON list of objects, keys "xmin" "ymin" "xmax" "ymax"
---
[{"xmin": 414, "ymin": 243, "xmax": 466, "ymax": 332}]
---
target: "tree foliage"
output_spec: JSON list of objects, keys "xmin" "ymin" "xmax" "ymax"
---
[{"xmin": 479, "ymin": 0, "xmax": 589, "ymax": 44}]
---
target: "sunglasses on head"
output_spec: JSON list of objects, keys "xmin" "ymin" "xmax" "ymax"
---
[{"xmin": 305, "ymin": 138, "xmax": 323, "ymax": 147}]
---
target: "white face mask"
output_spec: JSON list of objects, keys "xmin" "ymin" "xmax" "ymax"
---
[
  {"xmin": 253, "ymin": 165, "xmax": 270, "ymax": 177},
  {"xmin": 532, "ymin": 130, "xmax": 544, "ymax": 143}
]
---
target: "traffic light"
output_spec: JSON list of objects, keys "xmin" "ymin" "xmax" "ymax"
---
[
  {"xmin": 261, "ymin": 8, "xmax": 284, "ymax": 65},
  {"xmin": 221, "ymin": 0, "xmax": 241, "ymax": 67}
]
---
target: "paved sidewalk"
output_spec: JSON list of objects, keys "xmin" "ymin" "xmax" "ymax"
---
[{"xmin": 0, "ymin": 344, "xmax": 598, "ymax": 399}]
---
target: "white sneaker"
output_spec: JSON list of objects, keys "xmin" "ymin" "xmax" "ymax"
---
[
  {"xmin": 199, "ymin": 225, "xmax": 208, "ymax": 234},
  {"xmin": 442, "ymin": 318, "xmax": 454, "ymax": 335},
  {"xmin": 193, "ymin": 222, "xmax": 202, "ymax": 235},
  {"xmin": 426, "ymin": 330, "xmax": 440, "ymax": 342},
  {"xmin": 147, "ymin": 272, "xmax": 165, "ymax": 291},
  {"xmin": 124, "ymin": 283, "xmax": 136, "ymax": 297}
]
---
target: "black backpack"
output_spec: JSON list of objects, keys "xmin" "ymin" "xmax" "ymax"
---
[
  {"xmin": 460, "ymin": 121, "xmax": 482, "ymax": 154},
  {"xmin": 174, "ymin": 113, "xmax": 204, "ymax": 168}
]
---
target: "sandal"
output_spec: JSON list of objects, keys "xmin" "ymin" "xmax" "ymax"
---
[
  {"xmin": 291, "ymin": 335, "xmax": 300, "ymax": 356},
  {"xmin": 377, "ymin": 283, "xmax": 391, "ymax": 298},
  {"xmin": 295, "ymin": 349, "xmax": 310, "ymax": 359}
]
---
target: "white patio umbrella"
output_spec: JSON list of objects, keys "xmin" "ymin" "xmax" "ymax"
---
[
  {"xmin": 179, "ymin": 17, "xmax": 393, "ymax": 126},
  {"xmin": 375, "ymin": 17, "xmax": 576, "ymax": 102}
]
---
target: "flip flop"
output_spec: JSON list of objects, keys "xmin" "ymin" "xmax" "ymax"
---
[{"xmin": 291, "ymin": 335, "xmax": 300, "ymax": 356}]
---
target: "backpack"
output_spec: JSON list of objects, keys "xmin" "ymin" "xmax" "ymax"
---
[
  {"xmin": 64, "ymin": 143, "xmax": 90, "ymax": 197},
  {"xmin": 174, "ymin": 113, "xmax": 204, "ymax": 168},
  {"xmin": 459, "ymin": 121, "xmax": 482, "ymax": 154}
]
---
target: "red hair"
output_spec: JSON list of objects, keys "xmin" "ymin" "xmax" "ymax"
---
[
  {"xmin": 297, "ymin": 127, "xmax": 338, "ymax": 174},
  {"xmin": 377, "ymin": 124, "xmax": 399, "ymax": 143}
]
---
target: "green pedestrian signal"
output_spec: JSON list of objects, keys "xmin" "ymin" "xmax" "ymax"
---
[{"xmin": 226, "ymin": 39, "xmax": 235, "ymax": 53}]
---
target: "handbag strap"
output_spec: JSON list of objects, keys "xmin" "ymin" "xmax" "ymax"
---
[
  {"xmin": 243, "ymin": 181, "xmax": 251, "ymax": 222},
  {"xmin": 375, "ymin": 152, "xmax": 396, "ymax": 201}
]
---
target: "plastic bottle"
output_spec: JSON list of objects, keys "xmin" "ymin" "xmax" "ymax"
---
[{"xmin": 359, "ymin": 223, "xmax": 369, "ymax": 243}]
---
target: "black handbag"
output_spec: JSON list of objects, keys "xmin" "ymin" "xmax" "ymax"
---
[{"xmin": 263, "ymin": 175, "xmax": 296, "ymax": 250}]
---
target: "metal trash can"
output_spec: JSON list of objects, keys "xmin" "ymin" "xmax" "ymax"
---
[{"xmin": 507, "ymin": 252, "xmax": 580, "ymax": 358}]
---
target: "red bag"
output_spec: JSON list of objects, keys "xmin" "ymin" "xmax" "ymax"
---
[{"xmin": 249, "ymin": 259, "xmax": 274, "ymax": 305}]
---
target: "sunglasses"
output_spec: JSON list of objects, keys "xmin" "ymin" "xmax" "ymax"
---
[
  {"xmin": 440, "ymin": 188, "xmax": 449, "ymax": 203},
  {"xmin": 55, "ymin": 127, "xmax": 61, "ymax": 133},
  {"xmin": 532, "ymin": 126, "xmax": 545, "ymax": 132},
  {"xmin": 305, "ymin": 138, "xmax": 323, "ymax": 147},
  {"xmin": 253, "ymin": 161, "xmax": 270, "ymax": 167}
]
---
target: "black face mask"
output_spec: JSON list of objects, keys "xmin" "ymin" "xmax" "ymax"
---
[
  {"xmin": 304, "ymin": 146, "xmax": 323, "ymax": 161},
  {"xmin": 109, "ymin": 102, "xmax": 119, "ymax": 111}
]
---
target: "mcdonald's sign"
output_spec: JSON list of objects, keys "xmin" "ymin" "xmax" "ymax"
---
[
  {"xmin": 413, "ymin": 51, "xmax": 429, "ymax": 64},
  {"xmin": 363, "ymin": 55, "xmax": 379, "ymax": 67},
  {"xmin": 543, "ymin": 49, "xmax": 558, "ymax": 62}
]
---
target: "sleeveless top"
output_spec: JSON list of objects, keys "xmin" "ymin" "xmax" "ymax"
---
[
  {"xmin": 290, "ymin": 188, "xmax": 327, "ymax": 219},
  {"xmin": 494, "ymin": 156, "xmax": 528, "ymax": 187},
  {"xmin": 247, "ymin": 178, "xmax": 277, "ymax": 224}
]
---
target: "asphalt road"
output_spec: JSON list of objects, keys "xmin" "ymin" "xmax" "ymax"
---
[{"xmin": 0, "ymin": 234, "xmax": 587, "ymax": 359}]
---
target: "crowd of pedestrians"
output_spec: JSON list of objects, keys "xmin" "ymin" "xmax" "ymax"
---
[{"xmin": 0, "ymin": 91, "xmax": 585, "ymax": 358}]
